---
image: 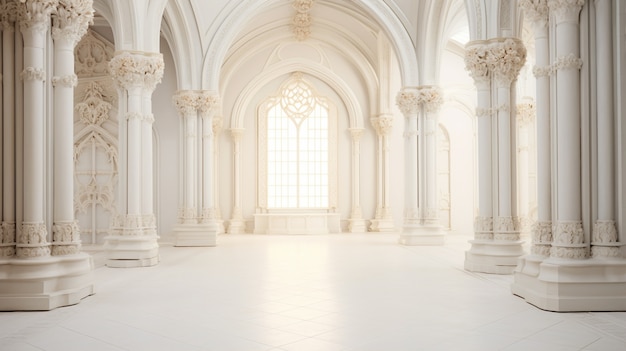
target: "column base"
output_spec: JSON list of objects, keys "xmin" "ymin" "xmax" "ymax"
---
[
  {"xmin": 0, "ymin": 253, "xmax": 95, "ymax": 311},
  {"xmin": 512, "ymin": 256, "xmax": 626, "ymax": 311},
  {"xmin": 348, "ymin": 218, "xmax": 368, "ymax": 233},
  {"xmin": 227, "ymin": 219, "xmax": 246, "ymax": 234},
  {"xmin": 174, "ymin": 223, "xmax": 218, "ymax": 247},
  {"xmin": 369, "ymin": 218, "xmax": 395, "ymax": 232},
  {"xmin": 103, "ymin": 235, "xmax": 159, "ymax": 268},
  {"xmin": 399, "ymin": 224, "xmax": 445, "ymax": 245},
  {"xmin": 464, "ymin": 239, "xmax": 525, "ymax": 274}
]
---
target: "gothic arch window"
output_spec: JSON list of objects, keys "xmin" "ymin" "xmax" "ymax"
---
[{"xmin": 258, "ymin": 73, "xmax": 337, "ymax": 211}]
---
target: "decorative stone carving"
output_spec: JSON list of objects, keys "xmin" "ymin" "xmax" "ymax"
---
[
  {"xmin": 198, "ymin": 92, "xmax": 220, "ymax": 116},
  {"xmin": 531, "ymin": 221, "xmax": 553, "ymax": 256},
  {"xmin": 51, "ymin": 221, "xmax": 80, "ymax": 256},
  {"xmin": 489, "ymin": 38, "xmax": 527, "ymax": 85},
  {"xmin": 20, "ymin": 67, "xmax": 45, "ymax": 81},
  {"xmin": 75, "ymin": 81, "xmax": 113, "ymax": 125},
  {"xmin": 519, "ymin": 0, "xmax": 549, "ymax": 27},
  {"xmin": 532, "ymin": 65, "xmax": 551, "ymax": 78},
  {"xmin": 464, "ymin": 43, "xmax": 490, "ymax": 85},
  {"xmin": 395, "ymin": 89, "xmax": 420, "ymax": 115},
  {"xmin": 1, "ymin": 1, "xmax": 18, "ymax": 30},
  {"xmin": 517, "ymin": 100, "xmax": 536, "ymax": 126},
  {"xmin": 173, "ymin": 91, "xmax": 199, "ymax": 117},
  {"xmin": 110, "ymin": 214, "xmax": 145, "ymax": 236},
  {"xmin": 592, "ymin": 220, "xmax": 618, "ymax": 244},
  {"xmin": 17, "ymin": 0, "xmax": 57, "ymax": 33},
  {"xmin": 474, "ymin": 216, "xmax": 493, "ymax": 240},
  {"xmin": 75, "ymin": 30, "xmax": 114, "ymax": 77},
  {"xmin": 17, "ymin": 223, "xmax": 50, "ymax": 258},
  {"xmin": 51, "ymin": 0, "xmax": 94, "ymax": 45},
  {"xmin": 548, "ymin": 0, "xmax": 585, "ymax": 22},
  {"xmin": 551, "ymin": 221, "xmax": 587, "ymax": 259},
  {"xmin": 371, "ymin": 115, "xmax": 393, "ymax": 136},
  {"xmin": 419, "ymin": 86, "xmax": 443, "ymax": 113},
  {"xmin": 553, "ymin": 53, "xmax": 583, "ymax": 71},
  {"xmin": 0, "ymin": 222, "xmax": 16, "ymax": 257},
  {"xmin": 52, "ymin": 73, "xmax": 78, "ymax": 87},
  {"xmin": 109, "ymin": 51, "xmax": 164, "ymax": 91},
  {"xmin": 494, "ymin": 217, "xmax": 521, "ymax": 241},
  {"xmin": 292, "ymin": 0, "xmax": 313, "ymax": 41},
  {"xmin": 178, "ymin": 208, "xmax": 197, "ymax": 224}
]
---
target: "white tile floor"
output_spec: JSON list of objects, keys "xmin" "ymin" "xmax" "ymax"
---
[{"xmin": 2, "ymin": 233, "xmax": 626, "ymax": 351}]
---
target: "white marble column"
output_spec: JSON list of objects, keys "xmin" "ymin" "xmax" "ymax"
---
[
  {"xmin": 228, "ymin": 128, "xmax": 245, "ymax": 234},
  {"xmin": 520, "ymin": 0, "xmax": 553, "ymax": 257},
  {"xmin": 421, "ymin": 86, "xmax": 443, "ymax": 228},
  {"xmin": 369, "ymin": 115, "xmax": 395, "ymax": 232},
  {"xmin": 464, "ymin": 39, "xmax": 526, "ymax": 273},
  {"xmin": 397, "ymin": 89, "xmax": 420, "ymax": 242},
  {"xmin": 50, "ymin": 0, "xmax": 92, "ymax": 256},
  {"xmin": 516, "ymin": 100, "xmax": 535, "ymax": 234},
  {"xmin": 550, "ymin": 0, "xmax": 586, "ymax": 260},
  {"xmin": 106, "ymin": 51, "xmax": 163, "ymax": 267},
  {"xmin": 591, "ymin": 0, "xmax": 620, "ymax": 258},
  {"xmin": 491, "ymin": 38, "xmax": 526, "ymax": 244},
  {"xmin": 213, "ymin": 117, "xmax": 225, "ymax": 234},
  {"xmin": 140, "ymin": 55, "xmax": 162, "ymax": 238},
  {"xmin": 0, "ymin": 0, "xmax": 95, "ymax": 311},
  {"xmin": 18, "ymin": 0, "xmax": 56, "ymax": 259},
  {"xmin": 464, "ymin": 41, "xmax": 495, "ymax": 270},
  {"xmin": 197, "ymin": 92, "xmax": 219, "ymax": 245},
  {"xmin": 173, "ymin": 91, "xmax": 198, "ymax": 225},
  {"xmin": 348, "ymin": 128, "xmax": 366, "ymax": 232},
  {"xmin": 1, "ymin": 5, "xmax": 17, "ymax": 258}
]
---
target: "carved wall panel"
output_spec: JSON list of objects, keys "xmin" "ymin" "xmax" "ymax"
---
[{"xmin": 73, "ymin": 30, "xmax": 118, "ymax": 245}]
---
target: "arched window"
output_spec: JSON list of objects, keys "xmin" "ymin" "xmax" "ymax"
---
[{"xmin": 258, "ymin": 73, "xmax": 337, "ymax": 211}]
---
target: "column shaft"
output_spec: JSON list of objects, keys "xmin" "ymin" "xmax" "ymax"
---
[{"xmin": 2, "ymin": 23, "xmax": 16, "ymax": 257}]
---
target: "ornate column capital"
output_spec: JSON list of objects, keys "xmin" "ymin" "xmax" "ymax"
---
[
  {"xmin": 395, "ymin": 88, "xmax": 420, "ymax": 116},
  {"xmin": 370, "ymin": 115, "xmax": 393, "ymax": 137},
  {"xmin": 418, "ymin": 86, "xmax": 444, "ymax": 113},
  {"xmin": 17, "ymin": 0, "xmax": 58, "ymax": 33},
  {"xmin": 109, "ymin": 51, "xmax": 164, "ymax": 91},
  {"xmin": 172, "ymin": 90, "xmax": 198, "ymax": 117},
  {"xmin": 197, "ymin": 91, "xmax": 221, "ymax": 117},
  {"xmin": 349, "ymin": 128, "xmax": 364, "ymax": 142},
  {"xmin": 465, "ymin": 41, "xmax": 490, "ymax": 87},
  {"xmin": 489, "ymin": 38, "xmax": 527, "ymax": 86},
  {"xmin": 51, "ymin": 0, "xmax": 94, "ymax": 46},
  {"xmin": 230, "ymin": 128, "xmax": 244, "ymax": 142},
  {"xmin": 1, "ymin": 1, "xmax": 18, "ymax": 32},
  {"xmin": 548, "ymin": 0, "xmax": 585, "ymax": 23},
  {"xmin": 519, "ymin": 0, "xmax": 549, "ymax": 28}
]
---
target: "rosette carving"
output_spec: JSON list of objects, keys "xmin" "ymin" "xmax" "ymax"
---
[
  {"xmin": 17, "ymin": 223, "xmax": 50, "ymax": 258},
  {"xmin": 173, "ymin": 91, "xmax": 199, "ymax": 117},
  {"xmin": 489, "ymin": 38, "xmax": 527, "ymax": 85},
  {"xmin": 371, "ymin": 115, "xmax": 393, "ymax": 136},
  {"xmin": 198, "ymin": 92, "xmax": 221, "ymax": 116},
  {"xmin": 109, "ymin": 51, "xmax": 164, "ymax": 91},
  {"xmin": 465, "ymin": 43, "xmax": 490, "ymax": 85}
]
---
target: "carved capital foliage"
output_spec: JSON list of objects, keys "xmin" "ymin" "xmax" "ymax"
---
[
  {"xmin": 519, "ymin": 0, "xmax": 549, "ymax": 27},
  {"xmin": 371, "ymin": 116, "xmax": 393, "ymax": 136},
  {"xmin": 548, "ymin": 0, "xmax": 584, "ymax": 22},
  {"xmin": 464, "ymin": 43, "xmax": 490, "ymax": 85},
  {"xmin": 109, "ymin": 51, "xmax": 164, "ymax": 91},
  {"xmin": 52, "ymin": 0, "xmax": 94, "ymax": 46},
  {"xmin": 173, "ymin": 91, "xmax": 198, "ymax": 117},
  {"xmin": 418, "ymin": 86, "xmax": 444, "ymax": 113},
  {"xmin": 197, "ymin": 92, "xmax": 221, "ymax": 116},
  {"xmin": 18, "ymin": 0, "xmax": 58, "ymax": 33},
  {"xmin": 1, "ymin": 1, "xmax": 18, "ymax": 30},
  {"xmin": 52, "ymin": 221, "xmax": 81, "ymax": 255},
  {"xmin": 489, "ymin": 38, "xmax": 527, "ymax": 85},
  {"xmin": 395, "ymin": 89, "xmax": 420, "ymax": 115}
]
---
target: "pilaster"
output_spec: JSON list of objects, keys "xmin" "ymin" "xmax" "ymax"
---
[
  {"xmin": 227, "ymin": 128, "xmax": 246, "ymax": 234},
  {"xmin": 368, "ymin": 115, "xmax": 395, "ymax": 232},
  {"xmin": 347, "ymin": 128, "xmax": 367, "ymax": 232}
]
